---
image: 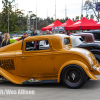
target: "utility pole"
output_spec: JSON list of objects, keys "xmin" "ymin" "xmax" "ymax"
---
[
  {"xmin": 36, "ymin": 2, "xmax": 37, "ymax": 30},
  {"xmin": 81, "ymin": 0, "xmax": 83, "ymax": 16},
  {"xmin": 8, "ymin": 0, "xmax": 10, "ymax": 33},
  {"xmin": 27, "ymin": 11, "xmax": 32, "ymax": 31},
  {"xmin": 97, "ymin": 0, "xmax": 99, "ymax": 21},
  {"xmin": 47, "ymin": 9, "xmax": 48, "ymax": 25},
  {"xmin": 32, "ymin": 16, "xmax": 36, "ymax": 30},
  {"xmin": 65, "ymin": 4, "xmax": 67, "ymax": 21},
  {"xmin": 8, "ymin": 9, "xmax": 9, "ymax": 33},
  {"xmin": 55, "ymin": 0, "xmax": 56, "ymax": 20},
  {"xmin": 47, "ymin": 9, "xmax": 48, "ymax": 18}
]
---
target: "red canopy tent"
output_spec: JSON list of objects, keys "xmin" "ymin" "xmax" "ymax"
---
[
  {"xmin": 97, "ymin": 21, "xmax": 100, "ymax": 24},
  {"xmin": 75, "ymin": 20, "xmax": 80, "ymax": 23},
  {"xmin": 59, "ymin": 18, "xmax": 74, "ymax": 30},
  {"xmin": 41, "ymin": 20, "xmax": 62, "ymax": 31},
  {"xmin": 89, "ymin": 18, "xmax": 97, "ymax": 24},
  {"xmin": 66, "ymin": 17, "xmax": 100, "ymax": 30}
]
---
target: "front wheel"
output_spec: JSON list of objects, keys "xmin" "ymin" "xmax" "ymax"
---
[{"xmin": 61, "ymin": 65, "xmax": 87, "ymax": 89}]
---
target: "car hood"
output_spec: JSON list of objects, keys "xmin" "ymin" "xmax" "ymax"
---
[
  {"xmin": 0, "ymin": 51, "xmax": 19, "ymax": 58},
  {"xmin": 0, "ymin": 40, "xmax": 22, "ymax": 52}
]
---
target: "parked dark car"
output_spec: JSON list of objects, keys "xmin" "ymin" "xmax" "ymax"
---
[
  {"xmin": 83, "ymin": 30, "xmax": 100, "ymax": 41},
  {"xmin": 70, "ymin": 35, "xmax": 100, "ymax": 63},
  {"xmin": 72, "ymin": 33, "xmax": 95, "ymax": 43}
]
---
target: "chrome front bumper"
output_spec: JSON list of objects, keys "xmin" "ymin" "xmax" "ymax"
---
[{"xmin": 92, "ymin": 64, "xmax": 100, "ymax": 75}]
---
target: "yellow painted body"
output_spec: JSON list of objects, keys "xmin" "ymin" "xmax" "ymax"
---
[{"xmin": 0, "ymin": 34, "xmax": 100, "ymax": 84}]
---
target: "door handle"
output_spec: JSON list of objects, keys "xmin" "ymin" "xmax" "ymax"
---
[{"xmin": 22, "ymin": 57, "xmax": 25, "ymax": 59}]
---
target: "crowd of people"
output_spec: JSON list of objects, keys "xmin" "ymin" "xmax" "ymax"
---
[
  {"xmin": 59, "ymin": 30, "xmax": 72, "ymax": 35},
  {"xmin": 0, "ymin": 29, "xmax": 72, "ymax": 48},
  {"xmin": 0, "ymin": 29, "xmax": 39, "ymax": 48}
]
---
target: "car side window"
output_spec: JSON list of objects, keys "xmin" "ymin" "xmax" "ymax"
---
[
  {"xmin": 26, "ymin": 40, "xmax": 50, "ymax": 51},
  {"xmin": 81, "ymin": 37, "xmax": 86, "ymax": 41},
  {"xmin": 94, "ymin": 33, "xmax": 99, "ymax": 41},
  {"xmin": 64, "ymin": 38, "xmax": 70, "ymax": 45}
]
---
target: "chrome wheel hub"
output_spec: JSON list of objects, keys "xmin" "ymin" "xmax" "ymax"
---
[
  {"xmin": 65, "ymin": 68, "xmax": 82, "ymax": 85},
  {"xmin": 71, "ymin": 73, "xmax": 75, "ymax": 80}
]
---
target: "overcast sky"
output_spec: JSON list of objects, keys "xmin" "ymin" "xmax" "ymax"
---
[{"xmin": 0, "ymin": 0, "xmax": 88, "ymax": 19}]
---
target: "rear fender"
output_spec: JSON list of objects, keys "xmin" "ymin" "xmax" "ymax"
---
[{"xmin": 57, "ymin": 60, "xmax": 97, "ymax": 83}]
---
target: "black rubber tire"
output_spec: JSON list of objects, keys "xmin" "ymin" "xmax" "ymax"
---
[
  {"xmin": 93, "ymin": 54, "xmax": 100, "ymax": 63},
  {"xmin": 61, "ymin": 64, "xmax": 87, "ymax": 89}
]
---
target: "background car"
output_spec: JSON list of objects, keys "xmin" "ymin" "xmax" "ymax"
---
[
  {"xmin": 70, "ymin": 35, "xmax": 100, "ymax": 63},
  {"xmin": 83, "ymin": 30, "xmax": 100, "ymax": 41}
]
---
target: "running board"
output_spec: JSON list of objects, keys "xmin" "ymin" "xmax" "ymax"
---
[{"xmin": 22, "ymin": 79, "xmax": 57, "ymax": 84}]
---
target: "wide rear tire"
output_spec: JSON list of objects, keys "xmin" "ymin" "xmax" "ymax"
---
[{"xmin": 61, "ymin": 64, "xmax": 87, "ymax": 89}]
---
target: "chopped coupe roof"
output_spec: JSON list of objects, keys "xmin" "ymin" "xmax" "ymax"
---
[{"xmin": 24, "ymin": 34, "xmax": 69, "ymax": 41}]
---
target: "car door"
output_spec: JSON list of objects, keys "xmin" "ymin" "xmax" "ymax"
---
[{"xmin": 22, "ymin": 39, "xmax": 54, "ymax": 78}]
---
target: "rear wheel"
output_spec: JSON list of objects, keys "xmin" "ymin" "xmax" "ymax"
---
[{"xmin": 61, "ymin": 65, "xmax": 87, "ymax": 89}]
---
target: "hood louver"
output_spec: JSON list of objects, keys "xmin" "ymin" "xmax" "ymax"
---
[{"xmin": 0, "ymin": 59, "xmax": 15, "ymax": 70}]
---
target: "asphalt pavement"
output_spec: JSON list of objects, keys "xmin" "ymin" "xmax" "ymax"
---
[{"xmin": 0, "ymin": 75, "xmax": 100, "ymax": 100}]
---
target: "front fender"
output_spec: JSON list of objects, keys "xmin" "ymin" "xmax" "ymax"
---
[
  {"xmin": 57, "ymin": 60, "xmax": 97, "ymax": 83},
  {"xmin": 0, "ymin": 68, "xmax": 24, "ymax": 84}
]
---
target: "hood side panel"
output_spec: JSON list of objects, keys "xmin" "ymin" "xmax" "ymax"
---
[{"xmin": 0, "ymin": 41, "xmax": 22, "ymax": 52}]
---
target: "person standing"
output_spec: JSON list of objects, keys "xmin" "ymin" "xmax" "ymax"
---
[
  {"xmin": 46, "ymin": 30, "xmax": 50, "ymax": 34},
  {"xmin": 32, "ymin": 30, "xmax": 38, "ymax": 36},
  {"xmin": 3, "ymin": 31, "xmax": 7, "ymax": 35},
  {"xmin": 62, "ymin": 30, "xmax": 67, "ymax": 34},
  {"xmin": 59, "ymin": 31, "xmax": 63, "ymax": 34},
  {"xmin": 1, "ymin": 33, "xmax": 10, "ymax": 47},
  {"xmin": 32, "ymin": 30, "xmax": 39, "ymax": 49},
  {"xmin": 67, "ymin": 31, "xmax": 71, "ymax": 35},
  {"xmin": 0, "ymin": 32, "xmax": 3, "ymax": 47},
  {"xmin": 19, "ymin": 32, "xmax": 28, "ymax": 40}
]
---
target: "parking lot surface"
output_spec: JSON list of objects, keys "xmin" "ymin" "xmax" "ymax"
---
[{"xmin": 0, "ymin": 75, "xmax": 100, "ymax": 100}]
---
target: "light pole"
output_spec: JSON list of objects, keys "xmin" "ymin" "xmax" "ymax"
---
[
  {"xmin": 36, "ymin": 2, "xmax": 37, "ymax": 30},
  {"xmin": 65, "ymin": 4, "xmax": 67, "ymax": 21},
  {"xmin": 31, "ymin": 17, "xmax": 36, "ymax": 30},
  {"xmin": 8, "ymin": 8, "xmax": 9, "ymax": 33},
  {"xmin": 55, "ymin": 0, "xmax": 56, "ymax": 20},
  {"xmin": 27, "ymin": 11, "xmax": 32, "ymax": 31},
  {"xmin": 81, "ymin": 0, "xmax": 83, "ymax": 16}
]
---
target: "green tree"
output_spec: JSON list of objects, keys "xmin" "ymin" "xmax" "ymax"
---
[
  {"xmin": 90, "ymin": 14, "xmax": 94, "ymax": 19},
  {"xmin": 0, "ymin": 0, "xmax": 25, "ymax": 33},
  {"xmin": 84, "ymin": 0, "xmax": 100, "ymax": 21},
  {"xmin": 75, "ymin": 16, "xmax": 79, "ymax": 21},
  {"xmin": 80, "ymin": 14, "xmax": 83, "ymax": 19},
  {"xmin": 85, "ymin": 14, "xmax": 89, "ymax": 19},
  {"xmin": 0, "ymin": 0, "xmax": 15, "ymax": 32}
]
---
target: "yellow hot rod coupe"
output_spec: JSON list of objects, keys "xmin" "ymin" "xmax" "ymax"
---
[{"xmin": 0, "ymin": 34, "xmax": 100, "ymax": 88}]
